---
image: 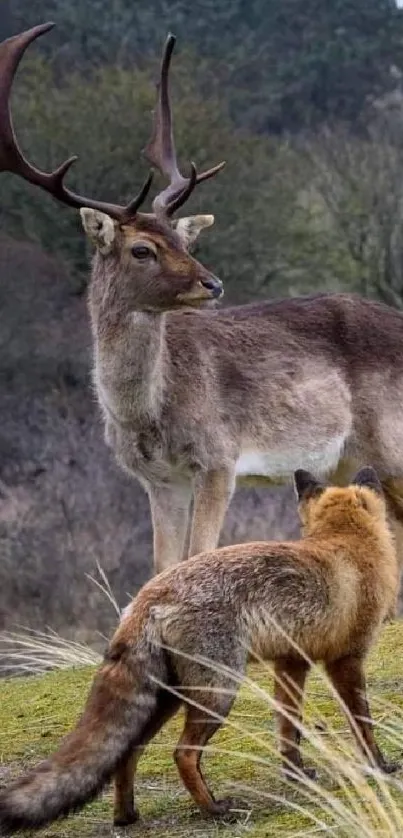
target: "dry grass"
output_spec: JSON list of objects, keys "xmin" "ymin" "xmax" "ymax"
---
[
  {"xmin": 0, "ymin": 564, "xmax": 118, "ymax": 676},
  {"xmin": 0, "ymin": 627, "xmax": 101, "ymax": 675},
  {"xmin": 0, "ymin": 621, "xmax": 403, "ymax": 836}
]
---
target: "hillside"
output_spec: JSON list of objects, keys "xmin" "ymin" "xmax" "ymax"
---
[{"xmin": 1, "ymin": 621, "xmax": 403, "ymax": 836}]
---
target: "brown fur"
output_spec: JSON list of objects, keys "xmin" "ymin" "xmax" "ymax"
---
[
  {"xmin": 82, "ymin": 205, "xmax": 403, "ymax": 576},
  {"xmin": 0, "ymin": 469, "xmax": 398, "ymax": 831},
  {"xmin": 6, "ymin": 24, "xmax": 403, "ymax": 577}
]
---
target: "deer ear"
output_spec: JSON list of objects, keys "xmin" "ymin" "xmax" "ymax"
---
[
  {"xmin": 293, "ymin": 470, "xmax": 324, "ymax": 502},
  {"xmin": 80, "ymin": 208, "xmax": 116, "ymax": 255},
  {"xmin": 352, "ymin": 467, "xmax": 383, "ymax": 497},
  {"xmin": 175, "ymin": 214, "xmax": 214, "ymax": 247}
]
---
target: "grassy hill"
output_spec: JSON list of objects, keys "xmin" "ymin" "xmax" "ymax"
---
[{"xmin": 1, "ymin": 622, "xmax": 403, "ymax": 837}]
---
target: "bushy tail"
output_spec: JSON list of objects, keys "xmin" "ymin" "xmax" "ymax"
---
[{"xmin": 0, "ymin": 632, "xmax": 164, "ymax": 834}]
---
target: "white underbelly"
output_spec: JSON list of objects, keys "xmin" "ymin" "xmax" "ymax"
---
[{"xmin": 235, "ymin": 434, "xmax": 346, "ymax": 479}]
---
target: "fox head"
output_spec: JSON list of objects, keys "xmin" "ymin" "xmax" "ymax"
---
[{"xmin": 293, "ymin": 467, "xmax": 387, "ymax": 535}]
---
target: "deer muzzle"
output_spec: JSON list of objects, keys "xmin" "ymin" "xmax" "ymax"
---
[{"xmin": 200, "ymin": 275, "xmax": 223, "ymax": 299}]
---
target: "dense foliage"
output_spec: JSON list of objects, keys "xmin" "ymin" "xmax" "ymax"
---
[
  {"xmin": 8, "ymin": 0, "xmax": 403, "ymax": 131},
  {"xmin": 1, "ymin": 1, "xmax": 403, "ymax": 303}
]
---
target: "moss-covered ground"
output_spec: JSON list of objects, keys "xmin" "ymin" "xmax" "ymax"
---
[{"xmin": 1, "ymin": 622, "xmax": 403, "ymax": 837}]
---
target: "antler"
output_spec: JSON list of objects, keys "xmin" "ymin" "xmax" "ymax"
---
[
  {"xmin": 144, "ymin": 34, "xmax": 225, "ymax": 217},
  {"xmin": 0, "ymin": 22, "xmax": 153, "ymax": 221}
]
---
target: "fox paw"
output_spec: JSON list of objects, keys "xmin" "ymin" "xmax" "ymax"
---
[
  {"xmin": 203, "ymin": 797, "xmax": 235, "ymax": 820},
  {"xmin": 283, "ymin": 765, "xmax": 317, "ymax": 782},
  {"xmin": 113, "ymin": 807, "xmax": 140, "ymax": 827},
  {"xmin": 380, "ymin": 761, "xmax": 401, "ymax": 775}
]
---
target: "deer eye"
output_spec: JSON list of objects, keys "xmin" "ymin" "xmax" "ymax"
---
[{"xmin": 131, "ymin": 244, "xmax": 155, "ymax": 260}]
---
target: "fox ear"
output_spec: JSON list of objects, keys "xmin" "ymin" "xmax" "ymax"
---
[
  {"xmin": 352, "ymin": 467, "xmax": 383, "ymax": 497},
  {"xmin": 293, "ymin": 469, "xmax": 323, "ymax": 502}
]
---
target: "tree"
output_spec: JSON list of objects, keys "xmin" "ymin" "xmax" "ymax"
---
[
  {"xmin": 304, "ymin": 123, "xmax": 403, "ymax": 308},
  {"xmin": 0, "ymin": 1, "xmax": 12, "ymax": 40},
  {"xmin": 9, "ymin": 0, "xmax": 403, "ymax": 134}
]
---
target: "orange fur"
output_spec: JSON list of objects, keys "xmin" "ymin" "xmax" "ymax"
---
[{"xmin": 0, "ymin": 469, "xmax": 399, "ymax": 832}]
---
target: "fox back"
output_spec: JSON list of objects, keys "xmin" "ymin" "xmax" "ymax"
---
[{"xmin": 117, "ymin": 467, "xmax": 397, "ymax": 668}]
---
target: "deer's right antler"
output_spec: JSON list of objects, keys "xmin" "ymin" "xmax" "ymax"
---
[
  {"xmin": 144, "ymin": 34, "xmax": 225, "ymax": 217},
  {"xmin": 0, "ymin": 23, "xmax": 153, "ymax": 221}
]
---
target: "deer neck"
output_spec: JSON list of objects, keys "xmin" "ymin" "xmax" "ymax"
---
[{"xmin": 90, "ymin": 293, "xmax": 166, "ymax": 423}]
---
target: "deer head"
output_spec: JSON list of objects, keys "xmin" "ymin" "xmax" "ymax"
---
[{"xmin": 0, "ymin": 24, "xmax": 224, "ymax": 310}]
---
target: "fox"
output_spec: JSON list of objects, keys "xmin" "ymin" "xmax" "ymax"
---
[{"xmin": 0, "ymin": 466, "xmax": 400, "ymax": 833}]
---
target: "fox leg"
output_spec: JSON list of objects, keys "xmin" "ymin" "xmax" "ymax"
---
[
  {"xmin": 325, "ymin": 655, "xmax": 399, "ymax": 772},
  {"xmin": 274, "ymin": 657, "xmax": 313, "ymax": 779},
  {"xmin": 174, "ymin": 692, "xmax": 236, "ymax": 817},
  {"xmin": 113, "ymin": 692, "xmax": 181, "ymax": 826},
  {"xmin": 114, "ymin": 750, "xmax": 142, "ymax": 826}
]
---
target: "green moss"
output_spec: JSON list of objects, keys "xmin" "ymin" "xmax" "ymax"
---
[
  {"xmin": 0, "ymin": 667, "xmax": 92, "ymax": 763},
  {"xmin": 1, "ymin": 624, "xmax": 403, "ymax": 836}
]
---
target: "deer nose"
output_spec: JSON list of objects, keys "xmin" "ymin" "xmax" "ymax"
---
[{"xmin": 201, "ymin": 275, "xmax": 223, "ymax": 299}]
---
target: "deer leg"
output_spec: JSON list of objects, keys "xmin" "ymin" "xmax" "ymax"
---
[
  {"xmin": 325, "ymin": 655, "xmax": 399, "ymax": 772},
  {"xmin": 113, "ymin": 692, "xmax": 181, "ymax": 825},
  {"xmin": 329, "ymin": 457, "xmax": 358, "ymax": 487},
  {"xmin": 274, "ymin": 657, "xmax": 314, "ymax": 780},
  {"xmin": 188, "ymin": 468, "xmax": 236, "ymax": 558},
  {"xmin": 148, "ymin": 482, "xmax": 192, "ymax": 573}
]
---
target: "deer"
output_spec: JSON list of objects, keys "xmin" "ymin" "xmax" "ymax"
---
[{"xmin": 3, "ymin": 22, "xmax": 403, "ymax": 582}]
